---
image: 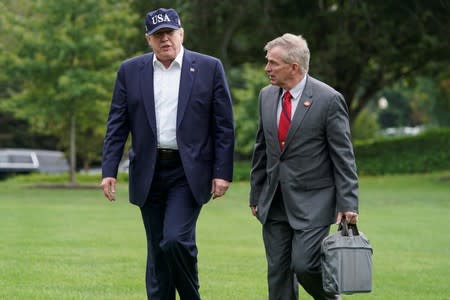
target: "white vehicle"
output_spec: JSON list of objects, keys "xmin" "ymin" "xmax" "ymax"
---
[{"xmin": 0, "ymin": 148, "xmax": 69, "ymax": 176}]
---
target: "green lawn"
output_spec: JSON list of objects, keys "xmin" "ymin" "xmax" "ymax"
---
[{"xmin": 0, "ymin": 171, "xmax": 449, "ymax": 300}]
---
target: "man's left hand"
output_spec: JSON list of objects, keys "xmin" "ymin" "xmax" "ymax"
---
[{"xmin": 211, "ymin": 178, "xmax": 230, "ymax": 199}]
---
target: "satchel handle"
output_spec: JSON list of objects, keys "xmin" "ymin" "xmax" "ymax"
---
[{"xmin": 339, "ymin": 218, "xmax": 360, "ymax": 236}]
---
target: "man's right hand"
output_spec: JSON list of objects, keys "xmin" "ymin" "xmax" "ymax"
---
[
  {"xmin": 250, "ymin": 205, "xmax": 258, "ymax": 217},
  {"xmin": 101, "ymin": 177, "xmax": 117, "ymax": 201}
]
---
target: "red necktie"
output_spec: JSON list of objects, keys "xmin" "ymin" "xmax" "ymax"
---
[{"xmin": 278, "ymin": 91, "xmax": 292, "ymax": 150}]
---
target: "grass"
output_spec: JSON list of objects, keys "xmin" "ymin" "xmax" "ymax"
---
[{"xmin": 0, "ymin": 171, "xmax": 449, "ymax": 299}]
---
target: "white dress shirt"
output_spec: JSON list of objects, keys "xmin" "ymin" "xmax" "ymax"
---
[
  {"xmin": 277, "ymin": 74, "xmax": 307, "ymax": 125},
  {"xmin": 153, "ymin": 47, "xmax": 184, "ymax": 149}
]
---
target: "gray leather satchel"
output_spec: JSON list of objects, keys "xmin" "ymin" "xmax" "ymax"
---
[{"xmin": 321, "ymin": 220, "xmax": 373, "ymax": 294}]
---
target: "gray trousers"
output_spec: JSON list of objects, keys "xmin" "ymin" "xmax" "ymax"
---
[{"xmin": 262, "ymin": 189, "xmax": 340, "ymax": 300}]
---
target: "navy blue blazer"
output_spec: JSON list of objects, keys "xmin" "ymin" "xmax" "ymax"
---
[{"xmin": 102, "ymin": 49, "xmax": 235, "ymax": 207}]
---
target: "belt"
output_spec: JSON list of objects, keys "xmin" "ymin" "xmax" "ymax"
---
[{"xmin": 157, "ymin": 148, "xmax": 179, "ymax": 160}]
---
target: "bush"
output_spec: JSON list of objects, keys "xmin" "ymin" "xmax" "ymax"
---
[
  {"xmin": 233, "ymin": 160, "xmax": 252, "ymax": 182},
  {"xmin": 354, "ymin": 128, "xmax": 450, "ymax": 175},
  {"xmin": 233, "ymin": 128, "xmax": 450, "ymax": 180},
  {"xmin": 7, "ymin": 127, "xmax": 448, "ymax": 185},
  {"xmin": 352, "ymin": 108, "xmax": 380, "ymax": 140}
]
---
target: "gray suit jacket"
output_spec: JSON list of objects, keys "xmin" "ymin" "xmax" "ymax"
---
[{"xmin": 249, "ymin": 75, "xmax": 358, "ymax": 229}]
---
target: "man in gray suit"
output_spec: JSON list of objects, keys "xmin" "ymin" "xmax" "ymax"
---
[{"xmin": 249, "ymin": 33, "xmax": 359, "ymax": 300}]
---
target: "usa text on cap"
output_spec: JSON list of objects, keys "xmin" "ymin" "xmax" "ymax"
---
[{"xmin": 145, "ymin": 8, "xmax": 181, "ymax": 35}]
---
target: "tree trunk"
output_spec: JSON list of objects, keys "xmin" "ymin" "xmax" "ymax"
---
[{"xmin": 69, "ymin": 114, "xmax": 77, "ymax": 185}]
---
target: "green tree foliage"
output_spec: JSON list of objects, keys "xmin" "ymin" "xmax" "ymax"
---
[
  {"xmin": 132, "ymin": 0, "xmax": 450, "ymax": 120},
  {"xmin": 352, "ymin": 109, "xmax": 380, "ymax": 141},
  {"xmin": 1, "ymin": 0, "xmax": 138, "ymax": 183},
  {"xmin": 230, "ymin": 64, "xmax": 268, "ymax": 158},
  {"xmin": 376, "ymin": 76, "xmax": 450, "ymax": 129},
  {"xmin": 2, "ymin": 0, "xmax": 449, "ymax": 162},
  {"xmin": 377, "ymin": 89, "xmax": 413, "ymax": 128},
  {"xmin": 434, "ymin": 70, "xmax": 450, "ymax": 126},
  {"xmin": 130, "ymin": 0, "xmax": 450, "ymax": 156},
  {"xmin": 0, "ymin": 112, "xmax": 58, "ymax": 148}
]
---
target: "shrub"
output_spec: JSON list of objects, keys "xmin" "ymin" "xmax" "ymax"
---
[
  {"xmin": 233, "ymin": 160, "xmax": 252, "ymax": 182},
  {"xmin": 352, "ymin": 108, "xmax": 380, "ymax": 141},
  {"xmin": 233, "ymin": 128, "xmax": 450, "ymax": 180},
  {"xmin": 354, "ymin": 128, "xmax": 450, "ymax": 175}
]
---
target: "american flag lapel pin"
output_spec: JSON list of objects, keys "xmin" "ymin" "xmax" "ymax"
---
[{"xmin": 190, "ymin": 67, "xmax": 195, "ymax": 72}]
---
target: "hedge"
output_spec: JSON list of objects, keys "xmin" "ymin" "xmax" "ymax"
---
[
  {"xmin": 4, "ymin": 128, "xmax": 448, "ymax": 184},
  {"xmin": 234, "ymin": 128, "xmax": 450, "ymax": 180},
  {"xmin": 354, "ymin": 128, "xmax": 450, "ymax": 175}
]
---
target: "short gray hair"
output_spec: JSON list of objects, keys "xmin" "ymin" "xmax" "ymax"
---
[{"xmin": 264, "ymin": 33, "xmax": 310, "ymax": 74}]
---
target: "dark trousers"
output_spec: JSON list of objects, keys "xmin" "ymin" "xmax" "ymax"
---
[
  {"xmin": 263, "ymin": 187, "xmax": 339, "ymax": 300},
  {"xmin": 140, "ymin": 155, "xmax": 202, "ymax": 300}
]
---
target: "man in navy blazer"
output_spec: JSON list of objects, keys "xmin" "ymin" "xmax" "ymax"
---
[{"xmin": 101, "ymin": 8, "xmax": 234, "ymax": 300}]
